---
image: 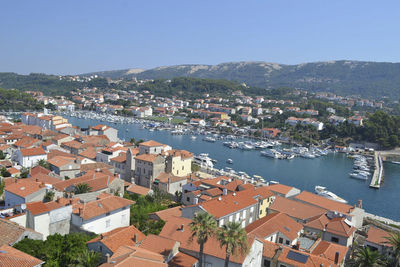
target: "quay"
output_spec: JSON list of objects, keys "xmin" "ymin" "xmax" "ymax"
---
[{"xmin": 370, "ymin": 152, "xmax": 383, "ymax": 188}]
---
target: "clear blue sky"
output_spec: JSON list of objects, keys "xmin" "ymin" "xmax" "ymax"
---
[{"xmin": 1, "ymin": 0, "xmax": 399, "ymax": 74}]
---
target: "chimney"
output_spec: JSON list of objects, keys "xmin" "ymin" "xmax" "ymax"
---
[
  {"xmin": 56, "ymin": 197, "xmax": 61, "ymax": 203},
  {"xmin": 223, "ymin": 188, "xmax": 227, "ymax": 196},
  {"xmin": 133, "ymin": 233, "xmax": 138, "ymax": 243},
  {"xmin": 179, "ymin": 224, "xmax": 184, "ymax": 232},
  {"xmin": 36, "ymin": 178, "xmax": 39, "ymax": 182},
  {"xmin": 218, "ymin": 196, "xmax": 222, "ymax": 201},
  {"xmin": 78, "ymin": 207, "xmax": 82, "ymax": 215},
  {"xmin": 106, "ymin": 253, "xmax": 110, "ymax": 263},
  {"xmin": 334, "ymin": 252, "xmax": 339, "ymax": 265}
]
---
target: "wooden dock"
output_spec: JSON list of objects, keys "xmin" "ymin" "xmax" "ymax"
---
[{"xmin": 370, "ymin": 152, "xmax": 383, "ymax": 188}]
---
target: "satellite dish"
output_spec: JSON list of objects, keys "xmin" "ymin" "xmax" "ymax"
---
[{"xmin": 21, "ymin": 204, "xmax": 26, "ymax": 210}]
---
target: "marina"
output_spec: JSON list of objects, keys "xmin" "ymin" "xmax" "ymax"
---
[{"xmin": 64, "ymin": 112, "xmax": 400, "ymax": 221}]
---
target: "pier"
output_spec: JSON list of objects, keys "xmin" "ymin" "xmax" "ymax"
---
[{"xmin": 369, "ymin": 152, "xmax": 383, "ymax": 188}]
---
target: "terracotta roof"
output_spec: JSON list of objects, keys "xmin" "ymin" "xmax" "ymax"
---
[
  {"xmin": 139, "ymin": 234, "xmax": 177, "ymax": 257},
  {"xmin": 53, "ymin": 171, "xmax": 113, "ymax": 192},
  {"xmin": 166, "ymin": 149, "xmax": 193, "ymax": 159},
  {"xmin": 126, "ymin": 184, "xmax": 151, "ymax": 196},
  {"xmin": 62, "ymin": 140, "xmax": 83, "ymax": 149},
  {"xmin": 30, "ymin": 165, "xmax": 51, "ymax": 176},
  {"xmin": 47, "ymin": 149, "xmax": 75, "ymax": 160},
  {"xmin": 150, "ymin": 206, "xmax": 182, "ymax": 221},
  {"xmin": 135, "ymin": 154, "xmax": 161, "ymax": 163},
  {"xmin": 304, "ymin": 213, "xmax": 331, "ymax": 230},
  {"xmin": 325, "ymin": 217, "xmax": 356, "ymax": 237},
  {"xmin": 53, "ymin": 133, "xmax": 69, "ymax": 141},
  {"xmin": 5, "ymin": 179, "xmax": 44, "ymax": 198},
  {"xmin": 80, "ymin": 162, "xmax": 114, "ymax": 172},
  {"xmin": 101, "ymin": 245, "xmax": 167, "ymax": 267},
  {"xmin": 48, "ymin": 156, "xmax": 76, "ymax": 168},
  {"xmin": 311, "ymin": 240, "xmax": 348, "ymax": 264},
  {"xmin": 246, "ymin": 212, "xmax": 303, "ymax": 241},
  {"xmin": 262, "ymin": 240, "xmax": 280, "ymax": 258},
  {"xmin": 87, "ymin": 225, "xmax": 145, "ymax": 253},
  {"xmin": 168, "ymin": 252, "xmax": 198, "ymax": 267},
  {"xmin": 13, "ymin": 136, "xmax": 40, "ymax": 148},
  {"xmin": 366, "ymin": 226, "xmax": 393, "ymax": 247},
  {"xmin": 20, "ymin": 147, "xmax": 46, "ymax": 157},
  {"xmin": 79, "ymin": 147, "xmax": 98, "ymax": 159},
  {"xmin": 74, "ymin": 194, "xmax": 134, "ymax": 220},
  {"xmin": 155, "ymin": 172, "xmax": 187, "ymax": 184},
  {"xmin": 7, "ymin": 167, "xmax": 20, "ymax": 175},
  {"xmin": 0, "ymin": 219, "xmax": 40, "ymax": 246},
  {"xmin": 295, "ymin": 191, "xmax": 354, "ymax": 214},
  {"xmin": 159, "ymin": 216, "xmax": 254, "ymax": 264},
  {"xmin": 270, "ymin": 196, "xmax": 327, "ymax": 221},
  {"xmin": 26, "ymin": 201, "xmax": 63, "ymax": 216},
  {"xmin": 0, "ymin": 244, "xmax": 44, "ymax": 267},
  {"xmin": 265, "ymin": 184, "xmax": 295, "ymax": 195},
  {"xmin": 139, "ymin": 140, "xmax": 164, "ymax": 147},
  {"xmin": 278, "ymin": 245, "xmax": 336, "ymax": 267},
  {"xmin": 203, "ymin": 187, "xmax": 222, "ymax": 197},
  {"xmin": 110, "ymin": 153, "xmax": 127, "ymax": 163}
]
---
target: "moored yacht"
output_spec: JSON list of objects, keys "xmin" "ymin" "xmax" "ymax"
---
[
  {"xmin": 315, "ymin": 186, "xmax": 348, "ymax": 203},
  {"xmin": 194, "ymin": 153, "xmax": 214, "ymax": 168}
]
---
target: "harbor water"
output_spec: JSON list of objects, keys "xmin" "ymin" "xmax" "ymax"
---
[{"xmin": 66, "ymin": 115, "xmax": 400, "ymax": 221}]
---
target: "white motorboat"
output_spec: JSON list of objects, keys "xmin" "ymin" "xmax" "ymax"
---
[
  {"xmin": 349, "ymin": 172, "xmax": 368, "ymax": 180},
  {"xmin": 190, "ymin": 135, "xmax": 197, "ymax": 140},
  {"xmin": 203, "ymin": 136, "xmax": 216, "ymax": 142},
  {"xmin": 238, "ymin": 142, "xmax": 254, "ymax": 150},
  {"xmin": 315, "ymin": 186, "xmax": 348, "ymax": 203},
  {"xmin": 301, "ymin": 152, "xmax": 316, "ymax": 159},
  {"xmin": 194, "ymin": 153, "xmax": 214, "ymax": 168},
  {"xmin": 227, "ymin": 158, "xmax": 233, "ymax": 164},
  {"xmin": 261, "ymin": 149, "xmax": 282, "ymax": 159}
]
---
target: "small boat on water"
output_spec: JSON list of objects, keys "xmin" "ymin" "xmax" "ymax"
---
[
  {"xmin": 190, "ymin": 135, "xmax": 197, "ymax": 140},
  {"xmin": 203, "ymin": 136, "xmax": 216, "ymax": 142},
  {"xmin": 349, "ymin": 172, "xmax": 368, "ymax": 180},
  {"xmin": 315, "ymin": 186, "xmax": 348, "ymax": 203},
  {"xmin": 261, "ymin": 149, "xmax": 282, "ymax": 159},
  {"xmin": 226, "ymin": 158, "xmax": 233, "ymax": 164}
]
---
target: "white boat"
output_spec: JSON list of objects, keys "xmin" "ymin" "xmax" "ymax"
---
[
  {"xmin": 238, "ymin": 142, "xmax": 254, "ymax": 150},
  {"xmin": 203, "ymin": 137, "xmax": 216, "ymax": 142},
  {"xmin": 194, "ymin": 154, "xmax": 214, "ymax": 168},
  {"xmin": 301, "ymin": 152, "xmax": 316, "ymax": 159},
  {"xmin": 315, "ymin": 186, "xmax": 348, "ymax": 203},
  {"xmin": 227, "ymin": 158, "xmax": 233, "ymax": 164},
  {"xmin": 190, "ymin": 135, "xmax": 197, "ymax": 140},
  {"xmin": 349, "ymin": 172, "xmax": 368, "ymax": 180},
  {"xmin": 261, "ymin": 149, "xmax": 282, "ymax": 159}
]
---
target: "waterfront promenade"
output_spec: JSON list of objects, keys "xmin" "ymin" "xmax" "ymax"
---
[{"xmin": 370, "ymin": 152, "xmax": 383, "ymax": 188}]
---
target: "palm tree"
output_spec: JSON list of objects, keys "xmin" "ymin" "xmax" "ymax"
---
[
  {"xmin": 189, "ymin": 212, "xmax": 217, "ymax": 267},
  {"xmin": 74, "ymin": 250, "xmax": 101, "ymax": 267},
  {"xmin": 385, "ymin": 232, "xmax": 400, "ymax": 266},
  {"xmin": 37, "ymin": 159, "xmax": 50, "ymax": 170},
  {"xmin": 44, "ymin": 191, "xmax": 55, "ymax": 202},
  {"xmin": 74, "ymin": 183, "xmax": 92, "ymax": 194},
  {"xmin": 348, "ymin": 246, "xmax": 385, "ymax": 267},
  {"xmin": 217, "ymin": 221, "xmax": 249, "ymax": 267}
]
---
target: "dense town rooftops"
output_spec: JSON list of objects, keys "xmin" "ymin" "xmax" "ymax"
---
[
  {"xmin": 270, "ymin": 196, "xmax": 327, "ymax": 221},
  {"xmin": 295, "ymin": 191, "xmax": 354, "ymax": 214},
  {"xmin": 20, "ymin": 147, "xmax": 46, "ymax": 156}
]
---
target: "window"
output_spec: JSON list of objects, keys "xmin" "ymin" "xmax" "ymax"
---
[
  {"xmin": 242, "ymin": 209, "xmax": 247, "ymax": 217},
  {"xmin": 260, "ymin": 210, "xmax": 262, "ymax": 215},
  {"xmin": 106, "ymin": 219, "xmax": 111, "ymax": 228},
  {"xmin": 106, "ymin": 212, "xmax": 110, "ymax": 216},
  {"xmin": 182, "ymin": 166, "xmax": 184, "ymax": 170},
  {"xmin": 263, "ymin": 259, "xmax": 271, "ymax": 267},
  {"xmin": 229, "ymin": 215, "xmax": 233, "ymax": 222},
  {"xmin": 250, "ymin": 206, "xmax": 254, "ymax": 213},
  {"xmin": 235, "ymin": 213, "xmax": 240, "ymax": 221},
  {"xmin": 186, "ymin": 197, "xmax": 190, "ymax": 202},
  {"xmin": 331, "ymin": 237, "xmax": 339, "ymax": 243},
  {"xmin": 249, "ymin": 217, "xmax": 253, "ymax": 224},
  {"xmin": 286, "ymin": 240, "xmax": 290, "ymax": 245},
  {"xmin": 241, "ymin": 220, "xmax": 246, "ymax": 228},
  {"xmin": 279, "ymin": 237, "xmax": 283, "ymax": 244},
  {"xmin": 121, "ymin": 214, "xmax": 127, "ymax": 223},
  {"xmin": 219, "ymin": 219, "xmax": 224, "ymax": 227}
]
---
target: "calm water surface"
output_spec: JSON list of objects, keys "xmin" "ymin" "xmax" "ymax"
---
[{"xmin": 67, "ymin": 116, "xmax": 400, "ymax": 221}]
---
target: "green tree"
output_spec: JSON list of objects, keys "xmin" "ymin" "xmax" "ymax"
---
[
  {"xmin": 0, "ymin": 179, "xmax": 5, "ymax": 197},
  {"xmin": 19, "ymin": 167, "xmax": 29, "ymax": 178},
  {"xmin": 385, "ymin": 232, "xmax": 400, "ymax": 266},
  {"xmin": 44, "ymin": 191, "xmax": 55, "ymax": 202},
  {"xmin": 348, "ymin": 246, "xmax": 385, "ymax": 267},
  {"xmin": 0, "ymin": 151, "xmax": 5, "ymax": 160},
  {"xmin": 0, "ymin": 167, "xmax": 11, "ymax": 178},
  {"xmin": 73, "ymin": 250, "xmax": 101, "ymax": 267},
  {"xmin": 217, "ymin": 222, "xmax": 249, "ymax": 267},
  {"xmin": 191, "ymin": 162, "xmax": 200, "ymax": 172},
  {"xmin": 189, "ymin": 212, "xmax": 217, "ymax": 267},
  {"xmin": 74, "ymin": 183, "xmax": 92, "ymax": 194},
  {"xmin": 37, "ymin": 159, "xmax": 51, "ymax": 170}
]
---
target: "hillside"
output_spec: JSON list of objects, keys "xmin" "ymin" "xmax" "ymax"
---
[
  {"xmin": 83, "ymin": 60, "xmax": 400, "ymax": 99},
  {"xmin": 0, "ymin": 88, "xmax": 43, "ymax": 111}
]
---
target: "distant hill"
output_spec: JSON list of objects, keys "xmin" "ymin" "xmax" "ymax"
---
[{"xmin": 83, "ymin": 60, "xmax": 400, "ymax": 99}]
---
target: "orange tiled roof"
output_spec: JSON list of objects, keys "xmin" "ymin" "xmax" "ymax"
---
[
  {"xmin": 79, "ymin": 147, "xmax": 98, "ymax": 159},
  {"xmin": 0, "ymin": 219, "xmax": 39, "ymax": 246},
  {"xmin": 265, "ymin": 184, "xmax": 295, "ymax": 195},
  {"xmin": 139, "ymin": 140, "xmax": 164, "ymax": 147},
  {"xmin": 311, "ymin": 240, "xmax": 348, "ymax": 263},
  {"xmin": 48, "ymin": 156, "xmax": 76, "ymax": 168},
  {"xmin": 245, "ymin": 212, "xmax": 303, "ymax": 241},
  {"xmin": 155, "ymin": 172, "xmax": 187, "ymax": 184},
  {"xmin": 325, "ymin": 217, "xmax": 356, "ymax": 237},
  {"xmin": 168, "ymin": 252, "xmax": 198, "ymax": 267},
  {"xmin": 87, "ymin": 225, "xmax": 145, "ymax": 253},
  {"xmin": 295, "ymin": 191, "xmax": 354, "ymax": 214},
  {"xmin": 5, "ymin": 179, "xmax": 44, "ymax": 198},
  {"xmin": 150, "ymin": 206, "xmax": 182, "ymax": 221},
  {"xmin": 277, "ymin": 244, "xmax": 336, "ymax": 267},
  {"xmin": 26, "ymin": 201, "xmax": 63, "ymax": 216},
  {"xmin": 74, "ymin": 194, "xmax": 134, "ymax": 220},
  {"xmin": 20, "ymin": 147, "xmax": 46, "ymax": 156},
  {"xmin": 126, "ymin": 184, "xmax": 151, "ymax": 196},
  {"xmin": 270, "ymin": 196, "xmax": 327, "ymax": 221},
  {"xmin": 135, "ymin": 154, "xmax": 160, "ymax": 163},
  {"xmin": 103, "ymin": 245, "xmax": 167, "ymax": 267},
  {"xmin": 0, "ymin": 244, "xmax": 44, "ymax": 267},
  {"xmin": 366, "ymin": 226, "xmax": 393, "ymax": 247},
  {"xmin": 139, "ymin": 234, "xmax": 177, "ymax": 257}
]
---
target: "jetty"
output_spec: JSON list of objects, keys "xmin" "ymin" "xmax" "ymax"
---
[{"xmin": 369, "ymin": 152, "xmax": 383, "ymax": 188}]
